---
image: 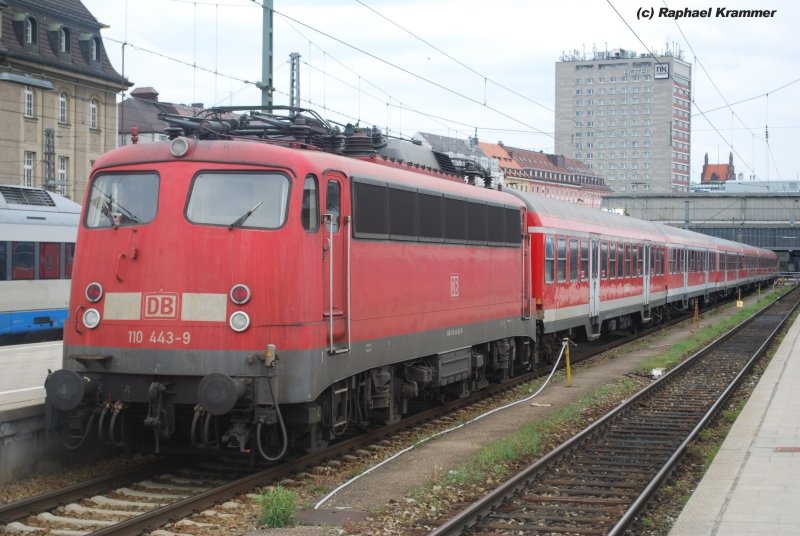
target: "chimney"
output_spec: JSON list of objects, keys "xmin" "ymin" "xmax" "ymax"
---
[{"xmin": 130, "ymin": 87, "xmax": 159, "ymax": 101}]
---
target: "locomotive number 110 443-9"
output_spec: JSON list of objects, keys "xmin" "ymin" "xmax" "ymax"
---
[{"xmin": 127, "ymin": 330, "xmax": 192, "ymax": 345}]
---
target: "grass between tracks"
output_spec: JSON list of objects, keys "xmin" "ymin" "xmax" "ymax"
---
[{"xmin": 367, "ymin": 286, "xmax": 791, "ymax": 532}]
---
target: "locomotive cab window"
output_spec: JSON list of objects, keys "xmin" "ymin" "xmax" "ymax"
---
[
  {"xmin": 187, "ymin": 172, "xmax": 289, "ymax": 229},
  {"xmin": 301, "ymin": 175, "xmax": 319, "ymax": 232},
  {"xmin": 325, "ymin": 180, "xmax": 340, "ymax": 233},
  {"xmin": 86, "ymin": 173, "xmax": 159, "ymax": 228}
]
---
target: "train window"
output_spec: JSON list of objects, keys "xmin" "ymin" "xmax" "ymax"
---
[
  {"xmin": 301, "ymin": 175, "xmax": 319, "ymax": 232},
  {"xmin": 11, "ymin": 242, "xmax": 34, "ymax": 280},
  {"xmin": 580, "ymin": 240, "xmax": 589, "ymax": 279},
  {"xmin": 64, "ymin": 243, "xmax": 75, "ymax": 278},
  {"xmin": 87, "ymin": 173, "xmax": 159, "ymax": 228},
  {"xmin": 388, "ymin": 187, "xmax": 417, "ymax": 240},
  {"xmin": 609, "ymin": 242, "xmax": 616, "ymax": 279},
  {"xmin": 187, "ymin": 172, "xmax": 288, "ymax": 229},
  {"xmin": 39, "ymin": 243, "xmax": 60, "ymax": 280},
  {"xmin": 557, "ymin": 238, "xmax": 567, "ymax": 282},
  {"xmin": 419, "ymin": 193, "xmax": 444, "ymax": 242},
  {"xmin": 601, "ymin": 241, "xmax": 608, "ymax": 279},
  {"xmin": 623, "ymin": 243, "xmax": 629, "ymax": 278},
  {"xmin": 325, "ymin": 181, "xmax": 341, "ymax": 233},
  {"xmin": 545, "ymin": 236, "xmax": 554, "ymax": 283},
  {"xmin": 467, "ymin": 202, "xmax": 487, "ymax": 245},
  {"xmin": 445, "ymin": 198, "xmax": 468, "ymax": 243},
  {"xmin": 353, "ymin": 181, "xmax": 388, "ymax": 238},
  {"xmin": 487, "ymin": 205, "xmax": 505, "ymax": 245},
  {"xmin": 617, "ymin": 242, "xmax": 624, "ymax": 279},
  {"xmin": 637, "ymin": 245, "xmax": 643, "ymax": 275},
  {"xmin": 569, "ymin": 239, "xmax": 579, "ymax": 281},
  {"xmin": 0, "ymin": 242, "xmax": 6, "ymax": 280},
  {"xmin": 504, "ymin": 208, "xmax": 522, "ymax": 246}
]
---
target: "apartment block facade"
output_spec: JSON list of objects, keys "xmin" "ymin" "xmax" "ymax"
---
[{"xmin": 554, "ymin": 49, "xmax": 692, "ymax": 193}]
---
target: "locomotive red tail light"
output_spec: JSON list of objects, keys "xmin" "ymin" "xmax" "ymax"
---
[
  {"xmin": 85, "ymin": 282, "xmax": 104, "ymax": 302},
  {"xmin": 229, "ymin": 284, "xmax": 251, "ymax": 305}
]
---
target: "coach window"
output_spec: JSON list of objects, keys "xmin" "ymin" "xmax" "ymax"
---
[
  {"xmin": 623, "ymin": 243, "xmax": 629, "ymax": 278},
  {"xmin": 325, "ymin": 180, "xmax": 340, "ymax": 233},
  {"xmin": 0, "ymin": 242, "xmax": 6, "ymax": 280},
  {"xmin": 601, "ymin": 241, "xmax": 608, "ymax": 278},
  {"xmin": 39, "ymin": 243, "xmax": 60, "ymax": 279},
  {"xmin": 609, "ymin": 242, "xmax": 617, "ymax": 278},
  {"xmin": 569, "ymin": 238, "xmax": 579, "ymax": 281},
  {"xmin": 301, "ymin": 175, "xmax": 319, "ymax": 232},
  {"xmin": 580, "ymin": 240, "xmax": 589, "ymax": 279},
  {"xmin": 64, "ymin": 243, "xmax": 75, "ymax": 278},
  {"xmin": 557, "ymin": 238, "xmax": 567, "ymax": 282},
  {"xmin": 545, "ymin": 236, "xmax": 555, "ymax": 283},
  {"xmin": 11, "ymin": 242, "xmax": 34, "ymax": 280}
]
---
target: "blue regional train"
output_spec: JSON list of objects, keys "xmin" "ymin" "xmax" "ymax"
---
[{"xmin": 0, "ymin": 185, "xmax": 80, "ymax": 341}]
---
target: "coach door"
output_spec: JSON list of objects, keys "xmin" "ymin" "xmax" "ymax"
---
[
  {"xmin": 322, "ymin": 174, "xmax": 351, "ymax": 354},
  {"xmin": 643, "ymin": 244, "xmax": 651, "ymax": 309},
  {"xmin": 589, "ymin": 238, "xmax": 600, "ymax": 318}
]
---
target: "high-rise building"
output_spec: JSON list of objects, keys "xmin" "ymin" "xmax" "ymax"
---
[{"xmin": 554, "ymin": 48, "xmax": 691, "ymax": 193}]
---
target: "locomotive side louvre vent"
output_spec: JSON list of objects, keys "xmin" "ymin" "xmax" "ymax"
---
[{"xmin": 0, "ymin": 186, "xmax": 56, "ymax": 207}]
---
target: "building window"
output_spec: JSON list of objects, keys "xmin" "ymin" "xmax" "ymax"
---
[
  {"xmin": 23, "ymin": 152, "xmax": 35, "ymax": 187},
  {"xmin": 24, "ymin": 86, "xmax": 34, "ymax": 117},
  {"xmin": 91, "ymin": 37, "xmax": 100, "ymax": 61},
  {"xmin": 59, "ymin": 27, "xmax": 70, "ymax": 53},
  {"xmin": 25, "ymin": 17, "xmax": 37, "ymax": 44},
  {"xmin": 57, "ymin": 156, "xmax": 68, "ymax": 195},
  {"xmin": 58, "ymin": 92, "xmax": 68, "ymax": 123},
  {"xmin": 89, "ymin": 98, "xmax": 98, "ymax": 129}
]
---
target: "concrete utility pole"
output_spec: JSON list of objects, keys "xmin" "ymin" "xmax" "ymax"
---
[{"xmin": 260, "ymin": 0, "xmax": 274, "ymax": 108}]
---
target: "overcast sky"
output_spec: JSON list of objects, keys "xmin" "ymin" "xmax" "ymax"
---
[{"xmin": 81, "ymin": 0, "xmax": 800, "ymax": 183}]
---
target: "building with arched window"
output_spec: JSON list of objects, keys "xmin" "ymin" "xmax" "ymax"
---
[{"xmin": 0, "ymin": 0, "xmax": 130, "ymax": 201}]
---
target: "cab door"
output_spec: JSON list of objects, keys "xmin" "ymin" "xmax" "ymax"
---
[{"xmin": 322, "ymin": 173, "xmax": 350, "ymax": 354}]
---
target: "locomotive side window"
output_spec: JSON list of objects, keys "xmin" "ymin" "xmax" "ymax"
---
[
  {"xmin": 353, "ymin": 181, "xmax": 388, "ymax": 237},
  {"xmin": 86, "ymin": 173, "xmax": 159, "ymax": 228},
  {"xmin": 545, "ymin": 236, "xmax": 554, "ymax": 283},
  {"xmin": 325, "ymin": 180, "xmax": 341, "ymax": 233},
  {"xmin": 301, "ymin": 175, "xmax": 319, "ymax": 232},
  {"xmin": 569, "ymin": 239, "xmax": 578, "ymax": 281},
  {"xmin": 557, "ymin": 238, "xmax": 567, "ymax": 282},
  {"xmin": 467, "ymin": 203, "xmax": 487, "ymax": 245},
  {"xmin": 418, "ymin": 193, "xmax": 444, "ymax": 242},
  {"xmin": 0, "ymin": 242, "xmax": 5, "ymax": 280},
  {"xmin": 487, "ymin": 205, "xmax": 505, "ymax": 245},
  {"xmin": 187, "ymin": 172, "xmax": 288, "ymax": 229},
  {"xmin": 388, "ymin": 187, "xmax": 417, "ymax": 239},
  {"xmin": 504, "ymin": 208, "xmax": 521, "ymax": 245},
  {"xmin": 445, "ymin": 198, "xmax": 467, "ymax": 243}
]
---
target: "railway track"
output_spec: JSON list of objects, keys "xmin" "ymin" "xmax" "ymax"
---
[
  {"xmin": 429, "ymin": 286, "xmax": 800, "ymax": 536},
  {"xmin": 0, "ymin": 293, "xmax": 764, "ymax": 534}
]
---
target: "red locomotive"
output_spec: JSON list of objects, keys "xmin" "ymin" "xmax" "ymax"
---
[{"xmin": 44, "ymin": 108, "xmax": 777, "ymax": 459}]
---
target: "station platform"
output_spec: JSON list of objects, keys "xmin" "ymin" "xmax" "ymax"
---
[{"xmin": 670, "ymin": 309, "xmax": 800, "ymax": 535}]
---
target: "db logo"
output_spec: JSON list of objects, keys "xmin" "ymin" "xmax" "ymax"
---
[
  {"xmin": 143, "ymin": 293, "xmax": 179, "ymax": 319},
  {"xmin": 450, "ymin": 274, "xmax": 460, "ymax": 298}
]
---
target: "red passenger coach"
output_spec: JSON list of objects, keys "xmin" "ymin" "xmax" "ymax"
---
[{"xmin": 43, "ymin": 107, "xmax": 777, "ymax": 460}]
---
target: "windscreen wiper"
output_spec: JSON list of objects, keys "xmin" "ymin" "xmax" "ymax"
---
[{"xmin": 228, "ymin": 201, "xmax": 263, "ymax": 229}]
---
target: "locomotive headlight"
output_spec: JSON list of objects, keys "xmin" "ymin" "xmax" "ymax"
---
[
  {"xmin": 85, "ymin": 282, "xmax": 104, "ymax": 302},
  {"xmin": 169, "ymin": 136, "xmax": 190, "ymax": 158},
  {"xmin": 229, "ymin": 284, "xmax": 251, "ymax": 305},
  {"xmin": 229, "ymin": 311, "xmax": 250, "ymax": 332},
  {"xmin": 83, "ymin": 308, "xmax": 101, "ymax": 329}
]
